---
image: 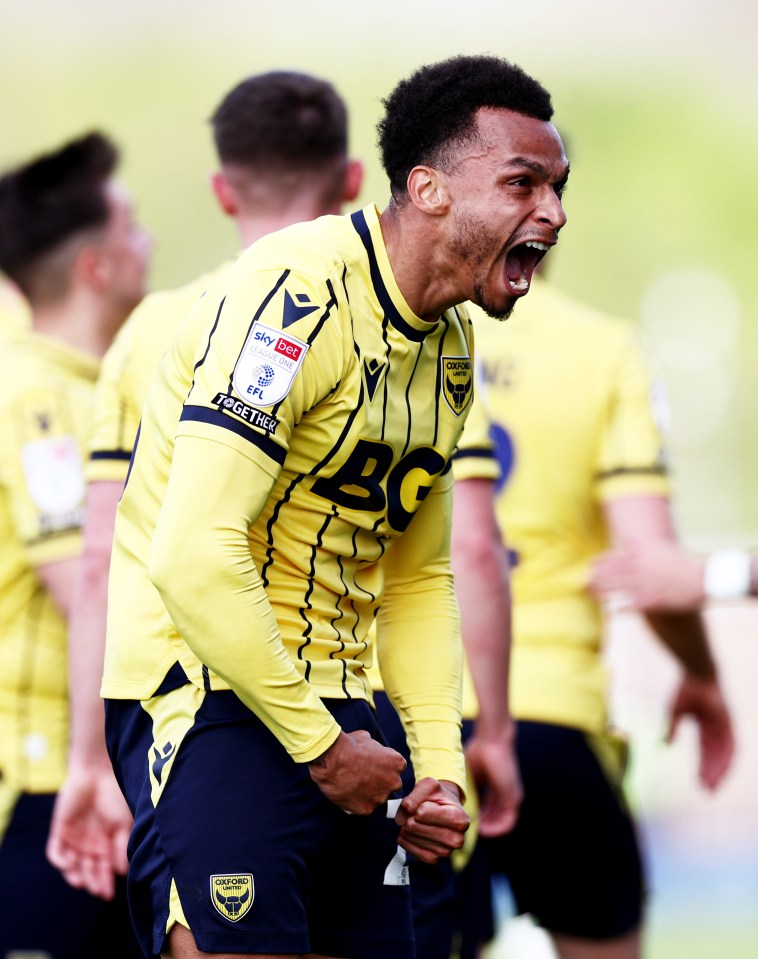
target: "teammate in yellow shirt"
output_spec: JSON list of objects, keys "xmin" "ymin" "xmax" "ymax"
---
[
  {"xmin": 456, "ymin": 278, "xmax": 734, "ymax": 959},
  {"xmin": 47, "ymin": 70, "xmax": 363, "ymax": 900},
  {"xmin": 0, "ymin": 132, "xmax": 150, "ymax": 957},
  {"xmin": 104, "ymin": 55, "xmax": 568, "ymax": 959}
]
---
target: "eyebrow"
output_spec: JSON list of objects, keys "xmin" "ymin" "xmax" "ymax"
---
[{"xmin": 506, "ymin": 157, "xmax": 571, "ymax": 184}]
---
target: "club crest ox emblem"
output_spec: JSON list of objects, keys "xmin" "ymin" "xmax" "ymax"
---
[
  {"xmin": 210, "ymin": 873, "xmax": 254, "ymax": 922},
  {"xmin": 441, "ymin": 357, "xmax": 473, "ymax": 415}
]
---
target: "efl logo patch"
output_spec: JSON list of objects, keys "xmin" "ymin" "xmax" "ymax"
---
[
  {"xmin": 210, "ymin": 873, "xmax": 254, "ymax": 922},
  {"xmin": 233, "ymin": 322, "xmax": 309, "ymax": 408},
  {"xmin": 441, "ymin": 357, "xmax": 473, "ymax": 415}
]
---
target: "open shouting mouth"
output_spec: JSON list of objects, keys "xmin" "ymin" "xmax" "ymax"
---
[{"xmin": 505, "ymin": 240, "xmax": 552, "ymax": 293}]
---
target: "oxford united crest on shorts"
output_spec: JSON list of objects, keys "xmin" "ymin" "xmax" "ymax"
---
[
  {"xmin": 233, "ymin": 320, "xmax": 309, "ymax": 408},
  {"xmin": 210, "ymin": 874, "xmax": 254, "ymax": 922},
  {"xmin": 441, "ymin": 356, "xmax": 473, "ymax": 415}
]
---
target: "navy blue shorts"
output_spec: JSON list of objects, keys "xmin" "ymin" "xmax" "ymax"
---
[
  {"xmin": 0, "ymin": 790, "xmax": 141, "ymax": 959},
  {"xmin": 106, "ymin": 680, "xmax": 413, "ymax": 959},
  {"xmin": 483, "ymin": 721, "xmax": 646, "ymax": 940},
  {"xmin": 373, "ymin": 691, "xmax": 491, "ymax": 959}
]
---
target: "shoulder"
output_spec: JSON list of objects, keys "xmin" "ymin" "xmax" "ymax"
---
[
  {"xmin": 0, "ymin": 335, "xmax": 50, "ymax": 409},
  {"xmin": 121, "ymin": 266, "xmax": 227, "ymax": 350}
]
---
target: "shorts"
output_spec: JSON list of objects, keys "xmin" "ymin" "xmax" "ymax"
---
[
  {"xmin": 483, "ymin": 720, "xmax": 646, "ymax": 940},
  {"xmin": 0, "ymin": 787, "xmax": 141, "ymax": 959},
  {"xmin": 373, "ymin": 691, "xmax": 491, "ymax": 959},
  {"xmin": 105, "ymin": 680, "xmax": 413, "ymax": 959}
]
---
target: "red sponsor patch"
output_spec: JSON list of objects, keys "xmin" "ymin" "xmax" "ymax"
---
[{"xmin": 274, "ymin": 337, "xmax": 303, "ymax": 361}]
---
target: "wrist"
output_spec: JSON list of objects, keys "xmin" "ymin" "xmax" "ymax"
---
[
  {"xmin": 473, "ymin": 715, "xmax": 516, "ymax": 744},
  {"xmin": 308, "ymin": 730, "xmax": 344, "ymax": 770},
  {"xmin": 68, "ymin": 741, "xmax": 113, "ymax": 771},
  {"xmin": 439, "ymin": 780, "xmax": 463, "ymax": 803},
  {"xmin": 683, "ymin": 671, "xmax": 719, "ymax": 689}
]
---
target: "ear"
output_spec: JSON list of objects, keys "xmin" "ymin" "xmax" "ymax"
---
[
  {"xmin": 406, "ymin": 165, "xmax": 450, "ymax": 216},
  {"xmin": 74, "ymin": 244, "xmax": 111, "ymax": 292},
  {"xmin": 210, "ymin": 171, "xmax": 238, "ymax": 217},
  {"xmin": 342, "ymin": 159, "xmax": 364, "ymax": 203}
]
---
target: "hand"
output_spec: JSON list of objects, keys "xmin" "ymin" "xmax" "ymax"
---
[
  {"xmin": 46, "ymin": 761, "xmax": 132, "ymax": 900},
  {"xmin": 465, "ymin": 730, "xmax": 522, "ymax": 837},
  {"xmin": 666, "ymin": 673, "xmax": 735, "ymax": 790},
  {"xmin": 395, "ymin": 777, "xmax": 469, "ymax": 864},
  {"xmin": 308, "ymin": 730, "xmax": 406, "ymax": 814},
  {"xmin": 590, "ymin": 542, "xmax": 705, "ymax": 612}
]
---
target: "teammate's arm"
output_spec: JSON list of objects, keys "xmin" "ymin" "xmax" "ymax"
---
[
  {"xmin": 603, "ymin": 495, "xmax": 735, "ymax": 790},
  {"xmin": 149, "ymin": 433, "xmax": 405, "ymax": 813},
  {"xmin": 451, "ymin": 477, "xmax": 521, "ymax": 837},
  {"xmin": 591, "ymin": 541, "xmax": 758, "ymax": 610},
  {"xmin": 46, "ymin": 480, "xmax": 130, "ymax": 900},
  {"xmin": 35, "ymin": 557, "xmax": 79, "ymax": 620}
]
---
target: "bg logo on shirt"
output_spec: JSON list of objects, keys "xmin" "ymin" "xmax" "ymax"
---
[
  {"xmin": 210, "ymin": 874, "xmax": 254, "ymax": 922},
  {"xmin": 233, "ymin": 322, "xmax": 309, "ymax": 408},
  {"xmin": 441, "ymin": 357, "xmax": 472, "ymax": 415}
]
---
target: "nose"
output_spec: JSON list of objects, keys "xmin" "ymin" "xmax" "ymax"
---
[{"xmin": 537, "ymin": 187, "xmax": 567, "ymax": 232}]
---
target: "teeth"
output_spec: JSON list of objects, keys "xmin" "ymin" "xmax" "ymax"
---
[
  {"xmin": 524, "ymin": 241, "xmax": 550, "ymax": 252},
  {"xmin": 509, "ymin": 276, "xmax": 529, "ymax": 291}
]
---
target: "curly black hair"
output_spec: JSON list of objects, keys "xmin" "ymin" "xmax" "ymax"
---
[
  {"xmin": 377, "ymin": 55, "xmax": 553, "ymax": 197},
  {"xmin": 0, "ymin": 131, "xmax": 118, "ymax": 295}
]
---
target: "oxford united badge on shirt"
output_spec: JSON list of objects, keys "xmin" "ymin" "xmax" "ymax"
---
[
  {"xmin": 233, "ymin": 321, "xmax": 309, "ymax": 408},
  {"xmin": 210, "ymin": 874, "xmax": 254, "ymax": 922},
  {"xmin": 441, "ymin": 356, "xmax": 472, "ymax": 415}
]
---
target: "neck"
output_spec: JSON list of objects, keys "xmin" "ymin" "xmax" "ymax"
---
[
  {"xmin": 379, "ymin": 200, "xmax": 462, "ymax": 324},
  {"xmin": 235, "ymin": 198, "xmax": 335, "ymax": 250},
  {"xmin": 31, "ymin": 290, "xmax": 116, "ymax": 359}
]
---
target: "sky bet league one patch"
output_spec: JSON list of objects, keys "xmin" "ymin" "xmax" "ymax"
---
[{"xmin": 233, "ymin": 322, "xmax": 309, "ymax": 408}]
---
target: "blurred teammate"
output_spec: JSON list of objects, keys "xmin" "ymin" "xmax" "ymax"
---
[
  {"xmin": 46, "ymin": 69, "xmax": 363, "ymax": 903},
  {"xmin": 592, "ymin": 541, "xmax": 758, "ymax": 610},
  {"xmin": 102, "ymin": 54, "xmax": 567, "ymax": 959},
  {"xmin": 456, "ymin": 277, "xmax": 734, "ymax": 959},
  {"xmin": 0, "ymin": 132, "xmax": 149, "ymax": 958}
]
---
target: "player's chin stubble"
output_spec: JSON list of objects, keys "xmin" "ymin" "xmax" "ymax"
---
[
  {"xmin": 450, "ymin": 212, "xmax": 515, "ymax": 322},
  {"xmin": 473, "ymin": 278, "xmax": 515, "ymax": 322}
]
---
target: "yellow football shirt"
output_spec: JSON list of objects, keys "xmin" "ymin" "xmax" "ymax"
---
[
  {"xmin": 104, "ymin": 206, "xmax": 474, "ymax": 790},
  {"xmin": 0, "ymin": 332, "xmax": 98, "ymax": 792},
  {"xmin": 367, "ymin": 377, "xmax": 499, "ymax": 720},
  {"xmin": 461, "ymin": 280, "xmax": 669, "ymax": 734},
  {"xmin": 87, "ymin": 266, "xmax": 231, "ymax": 483}
]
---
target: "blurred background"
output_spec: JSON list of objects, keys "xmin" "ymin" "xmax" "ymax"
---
[{"xmin": 1, "ymin": 1, "xmax": 756, "ymax": 955}]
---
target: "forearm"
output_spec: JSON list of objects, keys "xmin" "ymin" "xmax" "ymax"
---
[
  {"xmin": 67, "ymin": 553, "xmax": 112, "ymax": 764},
  {"xmin": 66, "ymin": 480, "xmax": 124, "ymax": 764},
  {"xmin": 644, "ymin": 610, "xmax": 717, "ymax": 681},
  {"xmin": 377, "ymin": 574, "xmax": 466, "ymax": 793},
  {"xmin": 453, "ymin": 544, "xmax": 513, "ymax": 740},
  {"xmin": 150, "ymin": 437, "xmax": 340, "ymax": 763},
  {"xmin": 451, "ymin": 477, "xmax": 514, "ymax": 740}
]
